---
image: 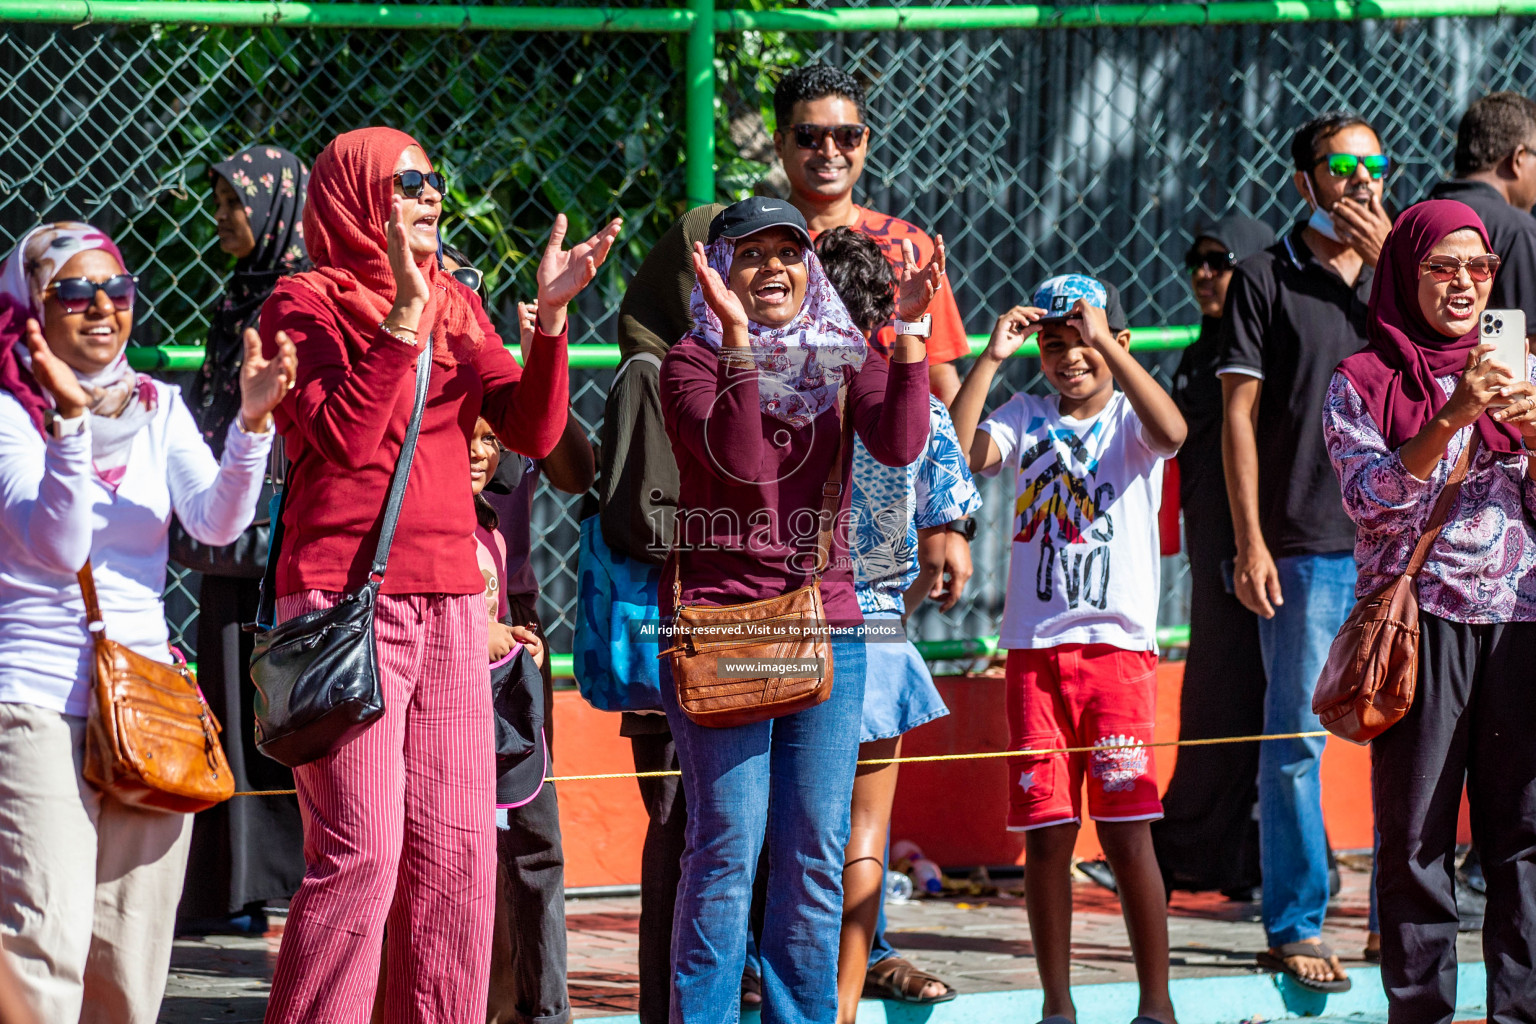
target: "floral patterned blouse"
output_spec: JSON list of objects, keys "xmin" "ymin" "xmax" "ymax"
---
[
  {"xmin": 851, "ymin": 394, "xmax": 982, "ymax": 615},
  {"xmin": 1323, "ymin": 369, "xmax": 1536, "ymax": 623}
]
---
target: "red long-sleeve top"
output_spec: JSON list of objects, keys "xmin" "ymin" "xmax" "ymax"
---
[
  {"xmin": 659, "ymin": 338, "xmax": 929, "ymax": 625},
  {"xmin": 259, "ymin": 279, "xmax": 568, "ymax": 597}
]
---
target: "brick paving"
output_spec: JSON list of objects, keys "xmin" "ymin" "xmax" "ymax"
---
[{"xmin": 159, "ymin": 856, "xmax": 1484, "ymax": 1022}]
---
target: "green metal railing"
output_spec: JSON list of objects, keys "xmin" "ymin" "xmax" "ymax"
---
[
  {"xmin": 123, "ymin": 323, "xmax": 1204, "ymax": 372},
  {"xmin": 13, "ymin": 0, "xmax": 1531, "ymax": 677}
]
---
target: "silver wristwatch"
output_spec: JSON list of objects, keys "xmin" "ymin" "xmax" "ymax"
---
[
  {"xmin": 895, "ymin": 314, "xmax": 932, "ymax": 338},
  {"xmin": 46, "ymin": 410, "xmax": 87, "ymax": 440}
]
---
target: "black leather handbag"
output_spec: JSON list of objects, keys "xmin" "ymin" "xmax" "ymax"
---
[
  {"xmin": 248, "ymin": 345, "xmax": 432, "ymax": 768},
  {"xmin": 168, "ymin": 479, "xmax": 276, "ymax": 580}
]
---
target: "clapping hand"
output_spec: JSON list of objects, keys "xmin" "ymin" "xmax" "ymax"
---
[
  {"xmin": 536, "ymin": 214, "xmax": 623, "ymax": 336},
  {"xmin": 516, "ymin": 301, "xmax": 537, "ymax": 364},
  {"xmin": 385, "ymin": 197, "xmax": 431, "ymax": 335},
  {"xmin": 23, "ymin": 318, "xmax": 90, "ymax": 419},
  {"xmin": 239, "ymin": 328, "xmax": 296, "ymax": 433},
  {"xmin": 691, "ymin": 241, "xmax": 750, "ymax": 343},
  {"xmin": 985, "ymin": 305, "xmax": 1048, "ymax": 362},
  {"xmin": 895, "ymin": 236, "xmax": 947, "ymax": 322}
]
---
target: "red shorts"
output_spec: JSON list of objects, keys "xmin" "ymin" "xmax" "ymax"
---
[{"xmin": 1005, "ymin": 644, "xmax": 1162, "ymax": 831}]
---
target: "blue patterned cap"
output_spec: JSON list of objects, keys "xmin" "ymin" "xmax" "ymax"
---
[{"xmin": 1031, "ymin": 273, "xmax": 1126, "ymax": 330}]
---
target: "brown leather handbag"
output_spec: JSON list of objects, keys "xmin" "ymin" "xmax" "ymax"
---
[
  {"xmin": 1312, "ymin": 433, "xmax": 1478, "ymax": 744},
  {"xmin": 77, "ymin": 561, "xmax": 234, "ymax": 813},
  {"xmin": 661, "ymin": 390, "xmax": 853, "ymax": 729}
]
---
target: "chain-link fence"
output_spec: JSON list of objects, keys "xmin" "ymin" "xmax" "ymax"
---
[{"xmin": 7, "ymin": 4, "xmax": 1536, "ymax": 667}]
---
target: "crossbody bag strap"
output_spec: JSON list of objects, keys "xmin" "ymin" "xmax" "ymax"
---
[
  {"xmin": 1404, "ymin": 431, "xmax": 1479, "ymax": 579},
  {"xmin": 76, "ymin": 560, "xmax": 105, "ymax": 637},
  {"xmin": 811, "ymin": 381, "xmax": 854, "ymax": 581},
  {"xmin": 369, "ymin": 344, "xmax": 435, "ymax": 580},
  {"xmin": 669, "ymin": 378, "xmax": 854, "ymax": 606}
]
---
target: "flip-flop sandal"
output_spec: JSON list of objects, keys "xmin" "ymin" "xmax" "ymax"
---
[
  {"xmin": 1256, "ymin": 941, "xmax": 1353, "ymax": 993},
  {"xmin": 861, "ymin": 956, "xmax": 958, "ymax": 1004}
]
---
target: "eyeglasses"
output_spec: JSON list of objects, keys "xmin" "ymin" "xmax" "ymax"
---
[
  {"xmin": 789, "ymin": 123, "xmax": 868, "ymax": 150},
  {"xmin": 1184, "ymin": 249, "xmax": 1236, "ymax": 274},
  {"xmin": 1312, "ymin": 153, "xmax": 1391, "ymax": 180},
  {"xmin": 43, "ymin": 274, "xmax": 137, "ymax": 314},
  {"xmin": 394, "ymin": 170, "xmax": 446, "ymax": 198},
  {"xmin": 1419, "ymin": 254, "xmax": 1501, "ymax": 283},
  {"xmin": 450, "ymin": 266, "xmax": 484, "ymax": 292}
]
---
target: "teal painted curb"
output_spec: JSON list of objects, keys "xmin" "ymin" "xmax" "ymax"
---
[{"xmin": 590, "ymin": 961, "xmax": 1486, "ymax": 1024}]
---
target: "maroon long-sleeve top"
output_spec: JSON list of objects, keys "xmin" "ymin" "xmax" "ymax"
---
[
  {"xmin": 659, "ymin": 337, "xmax": 929, "ymax": 624},
  {"xmin": 259, "ymin": 278, "xmax": 568, "ymax": 597}
]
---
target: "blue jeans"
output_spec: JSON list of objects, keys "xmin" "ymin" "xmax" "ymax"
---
[
  {"xmin": 1254, "ymin": 551, "xmax": 1357, "ymax": 947},
  {"xmin": 662, "ymin": 637, "xmax": 867, "ymax": 1024}
]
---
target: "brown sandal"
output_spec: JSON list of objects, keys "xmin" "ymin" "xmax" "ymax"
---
[{"xmin": 861, "ymin": 956, "xmax": 957, "ymax": 1004}]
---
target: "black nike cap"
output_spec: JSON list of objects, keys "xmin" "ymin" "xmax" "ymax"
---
[{"xmin": 707, "ymin": 196, "xmax": 813, "ymax": 247}]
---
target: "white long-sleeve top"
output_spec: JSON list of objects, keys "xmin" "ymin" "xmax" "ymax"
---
[{"xmin": 0, "ymin": 381, "xmax": 272, "ymax": 716}]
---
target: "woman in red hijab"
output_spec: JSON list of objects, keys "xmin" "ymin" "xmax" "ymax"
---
[
  {"xmin": 1324, "ymin": 199, "xmax": 1536, "ymax": 1023},
  {"xmin": 257, "ymin": 127, "xmax": 619, "ymax": 1023}
]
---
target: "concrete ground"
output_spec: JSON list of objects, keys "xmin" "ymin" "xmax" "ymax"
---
[{"xmin": 159, "ymin": 855, "xmax": 1484, "ymax": 1023}]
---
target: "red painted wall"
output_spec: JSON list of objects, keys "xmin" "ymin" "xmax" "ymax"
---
[{"xmin": 554, "ymin": 664, "xmax": 1403, "ymax": 888}]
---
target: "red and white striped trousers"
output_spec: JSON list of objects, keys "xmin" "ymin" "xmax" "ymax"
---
[{"xmin": 264, "ymin": 590, "xmax": 496, "ymax": 1024}]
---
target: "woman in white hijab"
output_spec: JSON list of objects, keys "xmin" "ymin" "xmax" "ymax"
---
[{"xmin": 0, "ymin": 221, "xmax": 294, "ymax": 1023}]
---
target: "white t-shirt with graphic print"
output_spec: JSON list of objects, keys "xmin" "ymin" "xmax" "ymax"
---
[{"xmin": 979, "ymin": 390, "xmax": 1166, "ymax": 652}]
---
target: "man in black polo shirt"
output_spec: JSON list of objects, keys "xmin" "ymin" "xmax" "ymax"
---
[
  {"xmin": 1217, "ymin": 110, "xmax": 1392, "ymax": 994},
  {"xmin": 1428, "ymin": 92, "xmax": 1536, "ymax": 337}
]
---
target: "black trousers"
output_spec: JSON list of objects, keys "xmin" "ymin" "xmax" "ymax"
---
[
  {"xmin": 488, "ymin": 600, "xmax": 570, "ymax": 1024},
  {"xmin": 1373, "ymin": 613, "xmax": 1536, "ymax": 1024},
  {"xmin": 628, "ymin": 726, "xmax": 688, "ymax": 1024},
  {"xmin": 179, "ymin": 574, "xmax": 304, "ymax": 918},
  {"xmin": 1152, "ymin": 520, "xmax": 1266, "ymax": 894}
]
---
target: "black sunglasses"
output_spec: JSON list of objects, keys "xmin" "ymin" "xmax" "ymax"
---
[
  {"xmin": 789, "ymin": 123, "xmax": 868, "ymax": 150},
  {"xmin": 1184, "ymin": 249, "xmax": 1236, "ymax": 275},
  {"xmin": 394, "ymin": 169, "xmax": 446, "ymax": 198},
  {"xmin": 44, "ymin": 274, "xmax": 137, "ymax": 314},
  {"xmin": 450, "ymin": 266, "xmax": 484, "ymax": 293}
]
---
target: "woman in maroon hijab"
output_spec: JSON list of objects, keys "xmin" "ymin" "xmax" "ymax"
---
[{"xmin": 1324, "ymin": 199, "xmax": 1536, "ymax": 1023}]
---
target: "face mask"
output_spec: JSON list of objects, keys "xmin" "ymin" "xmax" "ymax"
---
[{"xmin": 1303, "ymin": 175, "xmax": 1342, "ymax": 242}]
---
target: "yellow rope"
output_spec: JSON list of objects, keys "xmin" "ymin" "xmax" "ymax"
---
[{"xmin": 229, "ymin": 730, "xmax": 1331, "ymax": 796}]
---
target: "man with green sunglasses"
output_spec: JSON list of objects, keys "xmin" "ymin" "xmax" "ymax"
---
[{"xmin": 1215, "ymin": 109, "xmax": 1394, "ymax": 997}]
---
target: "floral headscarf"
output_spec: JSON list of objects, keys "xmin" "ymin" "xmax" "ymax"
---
[
  {"xmin": 194, "ymin": 144, "xmax": 309, "ymax": 452},
  {"xmin": 0, "ymin": 222, "xmax": 156, "ymax": 487},
  {"xmin": 685, "ymin": 235, "xmax": 867, "ymax": 428}
]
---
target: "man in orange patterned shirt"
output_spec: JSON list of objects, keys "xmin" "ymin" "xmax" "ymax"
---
[{"xmin": 773, "ymin": 63, "xmax": 971, "ymax": 405}]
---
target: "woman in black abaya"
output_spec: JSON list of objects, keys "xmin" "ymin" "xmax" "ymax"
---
[
  {"xmin": 1153, "ymin": 214, "xmax": 1276, "ymax": 898},
  {"xmin": 176, "ymin": 144, "xmax": 310, "ymax": 932}
]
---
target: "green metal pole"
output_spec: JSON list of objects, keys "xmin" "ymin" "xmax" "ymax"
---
[
  {"xmin": 0, "ymin": 1, "xmax": 694, "ymax": 31},
  {"xmin": 126, "ymin": 326, "xmax": 1199, "ymax": 373},
  {"xmin": 715, "ymin": 0, "xmax": 1536, "ymax": 34},
  {"xmin": 683, "ymin": 0, "xmax": 717, "ymax": 207}
]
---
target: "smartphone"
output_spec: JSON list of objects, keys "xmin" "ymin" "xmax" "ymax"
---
[{"xmin": 1481, "ymin": 309, "xmax": 1528, "ymax": 405}]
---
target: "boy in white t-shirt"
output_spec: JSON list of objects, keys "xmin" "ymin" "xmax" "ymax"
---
[{"xmin": 950, "ymin": 274, "xmax": 1187, "ymax": 1024}]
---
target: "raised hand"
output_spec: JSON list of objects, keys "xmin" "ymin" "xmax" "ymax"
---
[
  {"xmin": 385, "ymin": 196, "xmax": 431, "ymax": 336},
  {"xmin": 691, "ymin": 241, "xmax": 749, "ymax": 341},
  {"xmin": 239, "ymin": 327, "xmax": 296, "ymax": 432},
  {"xmin": 896, "ymin": 236, "xmax": 947, "ymax": 322},
  {"xmin": 985, "ymin": 305, "xmax": 1047, "ymax": 361},
  {"xmin": 24, "ymin": 318, "xmax": 90, "ymax": 419},
  {"xmin": 536, "ymin": 214, "xmax": 623, "ymax": 335},
  {"xmin": 515, "ymin": 301, "xmax": 537, "ymax": 364}
]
